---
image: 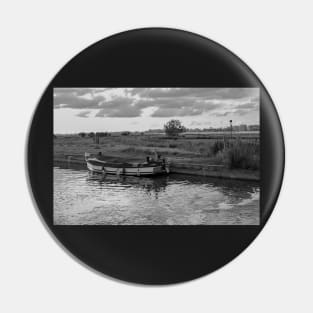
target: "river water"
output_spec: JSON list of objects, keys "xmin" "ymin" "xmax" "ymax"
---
[{"xmin": 54, "ymin": 165, "xmax": 260, "ymax": 225}]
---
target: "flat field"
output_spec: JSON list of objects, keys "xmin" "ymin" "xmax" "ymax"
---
[{"xmin": 54, "ymin": 132, "xmax": 260, "ymax": 171}]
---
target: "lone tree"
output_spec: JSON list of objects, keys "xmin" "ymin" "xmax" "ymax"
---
[
  {"xmin": 78, "ymin": 132, "xmax": 86, "ymax": 138},
  {"xmin": 164, "ymin": 119, "xmax": 186, "ymax": 137}
]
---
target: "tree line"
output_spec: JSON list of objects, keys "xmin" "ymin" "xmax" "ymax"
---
[{"xmin": 78, "ymin": 132, "xmax": 111, "ymax": 138}]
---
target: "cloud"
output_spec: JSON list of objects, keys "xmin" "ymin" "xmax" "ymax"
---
[
  {"xmin": 54, "ymin": 88, "xmax": 115, "ymax": 109},
  {"xmin": 136, "ymin": 98, "xmax": 221, "ymax": 117},
  {"xmin": 235, "ymin": 101, "xmax": 258, "ymax": 110},
  {"xmin": 129, "ymin": 88, "xmax": 259, "ymax": 100},
  {"xmin": 95, "ymin": 105, "xmax": 141, "ymax": 117},
  {"xmin": 151, "ymin": 107, "xmax": 200, "ymax": 117},
  {"xmin": 76, "ymin": 110, "xmax": 91, "ymax": 118},
  {"xmin": 95, "ymin": 97, "xmax": 142, "ymax": 117},
  {"xmin": 236, "ymin": 103, "xmax": 254, "ymax": 109},
  {"xmin": 234, "ymin": 110, "xmax": 247, "ymax": 116},
  {"xmin": 213, "ymin": 111, "xmax": 231, "ymax": 117},
  {"xmin": 54, "ymin": 87, "xmax": 259, "ymax": 119},
  {"xmin": 100, "ymin": 97, "xmax": 134, "ymax": 109},
  {"xmin": 150, "ymin": 101, "xmax": 220, "ymax": 117},
  {"xmin": 54, "ymin": 93, "xmax": 104, "ymax": 109},
  {"xmin": 54, "ymin": 88, "xmax": 109, "ymax": 96}
]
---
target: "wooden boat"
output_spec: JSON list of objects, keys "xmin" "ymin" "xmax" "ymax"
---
[{"xmin": 85, "ymin": 153, "xmax": 170, "ymax": 176}]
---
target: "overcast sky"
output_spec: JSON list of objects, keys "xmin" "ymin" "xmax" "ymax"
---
[{"xmin": 54, "ymin": 88, "xmax": 259, "ymax": 133}]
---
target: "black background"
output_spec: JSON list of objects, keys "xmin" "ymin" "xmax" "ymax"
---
[{"xmin": 27, "ymin": 28, "xmax": 284, "ymax": 284}]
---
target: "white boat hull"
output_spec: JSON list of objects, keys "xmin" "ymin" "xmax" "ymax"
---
[{"xmin": 86, "ymin": 159, "xmax": 169, "ymax": 176}]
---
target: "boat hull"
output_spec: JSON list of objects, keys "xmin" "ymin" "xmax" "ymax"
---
[{"xmin": 86, "ymin": 159, "xmax": 169, "ymax": 176}]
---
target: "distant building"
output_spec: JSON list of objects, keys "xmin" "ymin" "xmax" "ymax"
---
[
  {"xmin": 248, "ymin": 125, "xmax": 260, "ymax": 131},
  {"xmin": 239, "ymin": 124, "xmax": 248, "ymax": 131}
]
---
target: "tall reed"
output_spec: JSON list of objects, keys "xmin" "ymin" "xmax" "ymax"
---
[{"xmin": 211, "ymin": 140, "xmax": 259, "ymax": 170}]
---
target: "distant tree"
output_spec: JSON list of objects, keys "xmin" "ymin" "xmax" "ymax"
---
[
  {"xmin": 88, "ymin": 132, "xmax": 95, "ymax": 138},
  {"xmin": 164, "ymin": 119, "xmax": 186, "ymax": 137},
  {"xmin": 78, "ymin": 132, "xmax": 86, "ymax": 138},
  {"xmin": 53, "ymin": 134, "xmax": 57, "ymax": 139},
  {"xmin": 121, "ymin": 131, "xmax": 131, "ymax": 136}
]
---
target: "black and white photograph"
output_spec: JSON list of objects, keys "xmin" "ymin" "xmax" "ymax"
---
[
  {"xmin": 54, "ymin": 88, "xmax": 260, "ymax": 225},
  {"xmin": 5, "ymin": 0, "xmax": 313, "ymax": 310}
]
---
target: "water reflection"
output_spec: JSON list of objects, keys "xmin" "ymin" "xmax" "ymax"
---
[
  {"xmin": 86, "ymin": 172, "xmax": 169, "ymax": 199},
  {"xmin": 86, "ymin": 170, "xmax": 258, "ymax": 202},
  {"xmin": 54, "ymin": 163, "xmax": 260, "ymax": 225}
]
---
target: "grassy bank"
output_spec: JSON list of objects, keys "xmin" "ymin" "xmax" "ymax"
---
[{"xmin": 54, "ymin": 134, "xmax": 260, "ymax": 179}]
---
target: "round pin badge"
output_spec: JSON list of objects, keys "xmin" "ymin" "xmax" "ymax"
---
[{"xmin": 27, "ymin": 28, "xmax": 284, "ymax": 284}]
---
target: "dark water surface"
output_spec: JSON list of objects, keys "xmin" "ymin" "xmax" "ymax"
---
[{"xmin": 54, "ymin": 164, "xmax": 259, "ymax": 225}]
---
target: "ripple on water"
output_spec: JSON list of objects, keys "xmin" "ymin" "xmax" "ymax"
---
[{"xmin": 53, "ymin": 167, "xmax": 260, "ymax": 225}]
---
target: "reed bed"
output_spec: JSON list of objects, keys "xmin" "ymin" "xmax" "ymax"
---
[{"xmin": 54, "ymin": 134, "xmax": 259, "ymax": 170}]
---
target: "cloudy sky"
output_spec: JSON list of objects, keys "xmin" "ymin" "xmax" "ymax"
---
[{"xmin": 54, "ymin": 88, "xmax": 259, "ymax": 133}]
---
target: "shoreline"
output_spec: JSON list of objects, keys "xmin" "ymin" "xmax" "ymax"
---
[{"xmin": 54, "ymin": 156, "xmax": 260, "ymax": 182}]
